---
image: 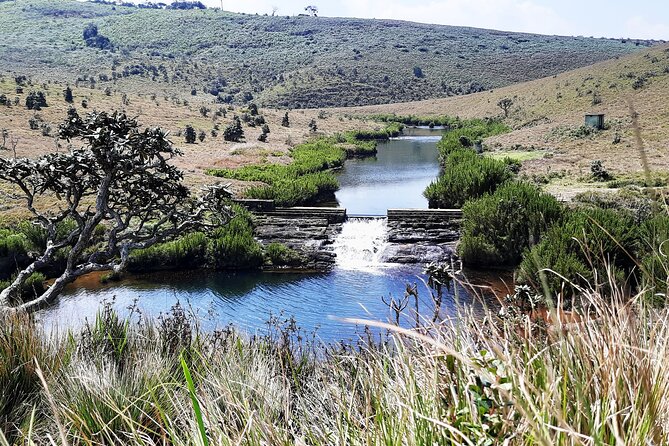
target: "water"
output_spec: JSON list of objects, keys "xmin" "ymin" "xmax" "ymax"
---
[
  {"xmin": 39, "ymin": 267, "xmax": 471, "ymax": 344},
  {"xmin": 335, "ymin": 127, "xmax": 442, "ymax": 215},
  {"xmin": 37, "ymin": 127, "xmax": 466, "ymax": 344},
  {"xmin": 331, "ymin": 218, "xmax": 389, "ymax": 270}
]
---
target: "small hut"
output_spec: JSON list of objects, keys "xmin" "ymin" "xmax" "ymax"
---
[{"xmin": 585, "ymin": 113, "xmax": 605, "ymax": 130}]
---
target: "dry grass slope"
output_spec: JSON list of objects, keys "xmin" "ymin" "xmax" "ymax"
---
[{"xmin": 345, "ymin": 44, "xmax": 669, "ymax": 199}]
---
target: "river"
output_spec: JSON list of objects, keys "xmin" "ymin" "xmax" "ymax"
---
[{"xmin": 38, "ymin": 128, "xmax": 499, "ymax": 344}]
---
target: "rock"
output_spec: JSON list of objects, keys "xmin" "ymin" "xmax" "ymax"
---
[{"xmin": 382, "ymin": 242, "xmax": 457, "ymax": 264}]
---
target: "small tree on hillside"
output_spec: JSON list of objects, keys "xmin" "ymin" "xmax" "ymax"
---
[
  {"xmin": 0, "ymin": 111, "xmax": 231, "ymax": 312},
  {"xmin": 281, "ymin": 112, "xmax": 290, "ymax": 127},
  {"xmin": 63, "ymin": 86, "xmax": 74, "ymax": 103},
  {"xmin": 184, "ymin": 125, "xmax": 196, "ymax": 143},
  {"xmin": 497, "ymin": 98, "xmax": 513, "ymax": 118},
  {"xmin": 25, "ymin": 91, "xmax": 47, "ymax": 110},
  {"xmin": 304, "ymin": 5, "xmax": 318, "ymax": 16},
  {"xmin": 223, "ymin": 116, "xmax": 244, "ymax": 142},
  {"xmin": 308, "ymin": 118, "xmax": 318, "ymax": 133}
]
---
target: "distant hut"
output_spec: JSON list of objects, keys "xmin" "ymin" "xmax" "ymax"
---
[{"xmin": 585, "ymin": 113, "xmax": 605, "ymax": 130}]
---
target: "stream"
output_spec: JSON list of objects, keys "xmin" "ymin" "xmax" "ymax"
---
[{"xmin": 37, "ymin": 128, "xmax": 500, "ymax": 344}]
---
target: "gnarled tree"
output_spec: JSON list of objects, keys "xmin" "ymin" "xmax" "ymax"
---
[{"xmin": 0, "ymin": 110, "xmax": 231, "ymax": 312}]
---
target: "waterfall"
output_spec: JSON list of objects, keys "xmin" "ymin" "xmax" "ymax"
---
[{"xmin": 332, "ymin": 218, "xmax": 389, "ymax": 270}]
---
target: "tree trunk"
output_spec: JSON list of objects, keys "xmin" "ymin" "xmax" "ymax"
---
[
  {"xmin": 14, "ymin": 273, "xmax": 75, "ymax": 313},
  {"xmin": 0, "ymin": 261, "xmax": 40, "ymax": 307}
]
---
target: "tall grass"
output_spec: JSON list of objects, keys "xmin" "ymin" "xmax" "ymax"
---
[{"xmin": 2, "ymin": 281, "xmax": 669, "ymax": 444}]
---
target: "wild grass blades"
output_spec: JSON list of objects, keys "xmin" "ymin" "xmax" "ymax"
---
[{"xmin": 2, "ymin": 278, "xmax": 669, "ymax": 444}]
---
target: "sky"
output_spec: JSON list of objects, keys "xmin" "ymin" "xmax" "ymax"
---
[{"xmin": 183, "ymin": 0, "xmax": 669, "ymax": 40}]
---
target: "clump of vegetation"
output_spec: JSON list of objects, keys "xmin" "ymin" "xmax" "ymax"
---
[
  {"xmin": 518, "ymin": 207, "xmax": 639, "ymax": 302},
  {"xmin": 590, "ymin": 159, "xmax": 612, "ymax": 181},
  {"xmin": 424, "ymin": 149, "xmax": 515, "ymax": 208},
  {"xmin": 209, "ymin": 139, "xmax": 353, "ymax": 206},
  {"xmin": 25, "ymin": 91, "xmax": 47, "ymax": 110},
  {"xmin": 435, "ymin": 119, "xmax": 508, "ymax": 158},
  {"xmin": 459, "ymin": 182, "xmax": 563, "ymax": 267},
  {"xmin": 82, "ymin": 23, "xmax": 112, "ymax": 50},
  {"xmin": 223, "ymin": 116, "xmax": 244, "ymax": 142},
  {"xmin": 281, "ymin": 112, "xmax": 290, "ymax": 127},
  {"xmin": 265, "ymin": 243, "xmax": 304, "ymax": 267},
  {"xmin": 184, "ymin": 124, "xmax": 196, "ymax": 143}
]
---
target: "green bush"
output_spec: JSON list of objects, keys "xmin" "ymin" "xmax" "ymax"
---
[
  {"xmin": 436, "ymin": 119, "xmax": 508, "ymax": 158},
  {"xmin": 209, "ymin": 139, "xmax": 346, "ymax": 206},
  {"xmin": 0, "ymin": 229, "xmax": 30, "ymax": 259},
  {"xmin": 638, "ymin": 213, "xmax": 669, "ymax": 305},
  {"xmin": 424, "ymin": 149, "xmax": 515, "ymax": 208},
  {"xmin": 210, "ymin": 207, "xmax": 263, "ymax": 269},
  {"xmin": 459, "ymin": 182, "xmax": 563, "ymax": 267},
  {"xmin": 265, "ymin": 243, "xmax": 303, "ymax": 267},
  {"xmin": 518, "ymin": 208, "xmax": 638, "ymax": 303},
  {"xmin": 128, "ymin": 232, "xmax": 209, "ymax": 272}
]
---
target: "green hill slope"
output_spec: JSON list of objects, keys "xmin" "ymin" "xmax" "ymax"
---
[{"xmin": 0, "ymin": 0, "xmax": 659, "ymax": 108}]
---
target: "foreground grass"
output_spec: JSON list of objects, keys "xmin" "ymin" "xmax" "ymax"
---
[{"xmin": 1, "ymin": 283, "xmax": 669, "ymax": 445}]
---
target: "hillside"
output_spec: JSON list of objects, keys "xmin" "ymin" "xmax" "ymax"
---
[
  {"xmin": 0, "ymin": 0, "xmax": 660, "ymax": 109},
  {"xmin": 345, "ymin": 44, "xmax": 669, "ymax": 199}
]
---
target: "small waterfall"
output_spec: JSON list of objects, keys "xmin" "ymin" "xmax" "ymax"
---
[{"xmin": 332, "ymin": 218, "xmax": 389, "ymax": 270}]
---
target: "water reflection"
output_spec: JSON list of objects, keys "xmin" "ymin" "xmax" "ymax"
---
[
  {"xmin": 335, "ymin": 128, "xmax": 442, "ymax": 215},
  {"xmin": 39, "ymin": 267, "xmax": 484, "ymax": 344}
]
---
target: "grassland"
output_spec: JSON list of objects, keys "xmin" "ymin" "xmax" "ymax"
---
[
  {"xmin": 0, "ymin": 0, "xmax": 659, "ymax": 109},
  {"xmin": 344, "ymin": 43, "xmax": 669, "ymax": 199}
]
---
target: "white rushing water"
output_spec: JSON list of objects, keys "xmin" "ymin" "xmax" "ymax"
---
[{"xmin": 332, "ymin": 218, "xmax": 389, "ymax": 270}]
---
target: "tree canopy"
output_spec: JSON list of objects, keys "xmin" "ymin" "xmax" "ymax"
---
[{"xmin": 0, "ymin": 110, "xmax": 231, "ymax": 312}]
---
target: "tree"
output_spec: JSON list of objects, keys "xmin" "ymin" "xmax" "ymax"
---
[
  {"xmin": 25, "ymin": 91, "xmax": 47, "ymax": 110},
  {"xmin": 223, "ymin": 116, "xmax": 244, "ymax": 142},
  {"xmin": 0, "ymin": 111, "xmax": 231, "ymax": 312},
  {"xmin": 308, "ymin": 118, "xmax": 317, "ymax": 133},
  {"xmin": 281, "ymin": 112, "xmax": 290, "ymax": 127},
  {"xmin": 184, "ymin": 125, "xmax": 196, "ymax": 143},
  {"xmin": 304, "ymin": 5, "xmax": 318, "ymax": 16},
  {"xmin": 248, "ymin": 103, "xmax": 258, "ymax": 116},
  {"xmin": 63, "ymin": 86, "xmax": 74, "ymax": 103},
  {"xmin": 497, "ymin": 98, "xmax": 513, "ymax": 118}
]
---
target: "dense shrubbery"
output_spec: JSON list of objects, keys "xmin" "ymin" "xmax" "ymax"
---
[
  {"xmin": 637, "ymin": 213, "xmax": 669, "ymax": 305},
  {"xmin": 518, "ymin": 208, "xmax": 639, "ymax": 302},
  {"xmin": 424, "ymin": 149, "xmax": 515, "ymax": 208},
  {"xmin": 435, "ymin": 119, "xmax": 508, "ymax": 158},
  {"xmin": 208, "ymin": 139, "xmax": 350, "ymax": 206},
  {"xmin": 129, "ymin": 206, "xmax": 263, "ymax": 272},
  {"xmin": 209, "ymin": 208, "xmax": 263, "ymax": 269},
  {"xmin": 265, "ymin": 243, "xmax": 304, "ymax": 267},
  {"xmin": 459, "ymin": 182, "xmax": 563, "ymax": 267},
  {"xmin": 345, "ymin": 122, "xmax": 404, "ymax": 140}
]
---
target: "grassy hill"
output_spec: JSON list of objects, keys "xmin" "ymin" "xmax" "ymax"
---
[
  {"xmin": 0, "ymin": 0, "xmax": 660, "ymax": 109},
  {"xmin": 345, "ymin": 44, "xmax": 669, "ymax": 199}
]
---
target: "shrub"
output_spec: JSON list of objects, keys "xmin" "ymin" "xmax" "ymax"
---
[
  {"xmin": 223, "ymin": 116, "xmax": 244, "ymax": 142},
  {"xmin": 459, "ymin": 182, "xmax": 563, "ymax": 267},
  {"xmin": 436, "ymin": 119, "xmax": 508, "ymax": 158},
  {"xmin": 129, "ymin": 232, "xmax": 208, "ymax": 272},
  {"xmin": 210, "ymin": 207, "xmax": 263, "ymax": 269},
  {"xmin": 424, "ymin": 149, "xmax": 515, "ymax": 208},
  {"xmin": 518, "ymin": 208, "xmax": 638, "ymax": 303},
  {"xmin": 63, "ymin": 86, "xmax": 73, "ymax": 103},
  {"xmin": 308, "ymin": 118, "xmax": 317, "ymax": 133},
  {"xmin": 281, "ymin": 112, "xmax": 290, "ymax": 127},
  {"xmin": 265, "ymin": 243, "xmax": 303, "ymax": 267},
  {"xmin": 638, "ymin": 213, "xmax": 669, "ymax": 305},
  {"xmin": 184, "ymin": 125, "xmax": 196, "ymax": 144},
  {"xmin": 591, "ymin": 160, "xmax": 612, "ymax": 181},
  {"xmin": 25, "ymin": 91, "xmax": 47, "ymax": 110}
]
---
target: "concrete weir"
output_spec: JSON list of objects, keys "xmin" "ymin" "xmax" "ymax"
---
[{"xmin": 235, "ymin": 199, "xmax": 464, "ymax": 269}]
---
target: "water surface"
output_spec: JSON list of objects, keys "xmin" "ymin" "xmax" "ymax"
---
[{"xmin": 335, "ymin": 127, "xmax": 442, "ymax": 215}]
